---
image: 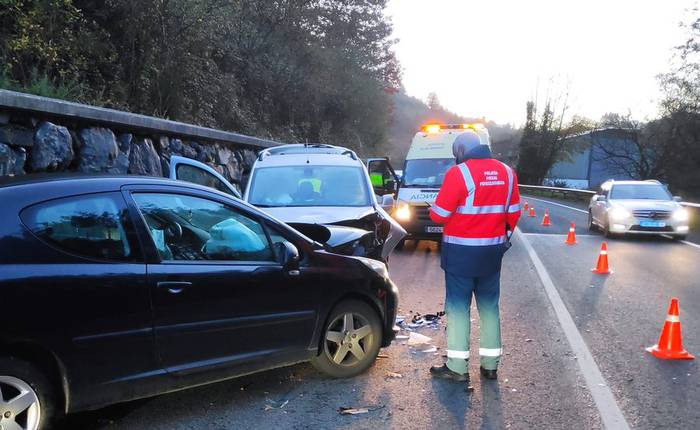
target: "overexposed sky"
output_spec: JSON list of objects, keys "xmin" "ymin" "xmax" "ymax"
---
[{"xmin": 387, "ymin": 0, "xmax": 696, "ymax": 125}]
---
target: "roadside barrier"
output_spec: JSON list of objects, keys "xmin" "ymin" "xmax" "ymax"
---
[
  {"xmin": 541, "ymin": 209, "xmax": 551, "ymax": 226},
  {"xmin": 591, "ymin": 242, "xmax": 612, "ymax": 274},
  {"xmin": 646, "ymin": 298, "xmax": 695, "ymax": 360},
  {"xmin": 565, "ymin": 223, "xmax": 577, "ymax": 245}
]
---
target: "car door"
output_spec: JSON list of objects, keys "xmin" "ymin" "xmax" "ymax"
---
[
  {"xmin": 170, "ymin": 155, "xmax": 241, "ymax": 198},
  {"xmin": 126, "ymin": 187, "xmax": 318, "ymax": 376},
  {"xmin": 367, "ymin": 158, "xmax": 399, "ymax": 202},
  {"xmin": 17, "ymin": 191, "xmax": 158, "ymax": 409},
  {"xmin": 592, "ymin": 186, "xmax": 609, "ymax": 224}
]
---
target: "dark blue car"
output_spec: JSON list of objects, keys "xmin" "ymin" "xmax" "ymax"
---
[{"xmin": 0, "ymin": 175, "xmax": 398, "ymax": 430}]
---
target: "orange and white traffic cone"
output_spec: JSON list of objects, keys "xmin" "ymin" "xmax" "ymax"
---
[
  {"xmin": 541, "ymin": 209, "xmax": 551, "ymax": 226},
  {"xmin": 528, "ymin": 207, "xmax": 536, "ymax": 218},
  {"xmin": 565, "ymin": 223, "xmax": 577, "ymax": 245},
  {"xmin": 591, "ymin": 242, "xmax": 612, "ymax": 274},
  {"xmin": 524, "ymin": 201, "xmax": 529, "ymax": 211},
  {"xmin": 646, "ymin": 298, "xmax": 694, "ymax": 360}
]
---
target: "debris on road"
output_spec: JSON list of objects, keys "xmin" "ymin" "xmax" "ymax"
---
[
  {"xmin": 264, "ymin": 399, "xmax": 289, "ymax": 411},
  {"xmin": 339, "ymin": 407, "xmax": 368, "ymax": 415},
  {"xmin": 421, "ymin": 346, "xmax": 438, "ymax": 353},
  {"xmin": 386, "ymin": 371, "xmax": 403, "ymax": 378},
  {"xmin": 395, "ymin": 335, "xmax": 409, "ymax": 340},
  {"xmin": 407, "ymin": 332, "xmax": 432, "ymax": 345},
  {"xmin": 377, "ymin": 353, "xmax": 390, "ymax": 359}
]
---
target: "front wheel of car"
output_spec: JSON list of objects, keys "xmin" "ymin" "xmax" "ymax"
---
[
  {"xmin": 311, "ymin": 300, "xmax": 382, "ymax": 378},
  {"xmin": 0, "ymin": 357, "xmax": 58, "ymax": 430},
  {"xmin": 674, "ymin": 235, "xmax": 688, "ymax": 241},
  {"xmin": 587, "ymin": 210, "xmax": 596, "ymax": 232},
  {"xmin": 395, "ymin": 239, "xmax": 405, "ymax": 251}
]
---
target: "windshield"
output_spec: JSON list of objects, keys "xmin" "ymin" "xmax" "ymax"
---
[
  {"xmin": 610, "ymin": 184, "xmax": 672, "ymax": 200},
  {"xmin": 402, "ymin": 158, "xmax": 454, "ymax": 187},
  {"xmin": 248, "ymin": 165, "xmax": 371, "ymax": 207}
]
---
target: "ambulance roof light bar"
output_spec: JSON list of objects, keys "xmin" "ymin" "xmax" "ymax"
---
[{"xmin": 420, "ymin": 123, "xmax": 485, "ymax": 134}]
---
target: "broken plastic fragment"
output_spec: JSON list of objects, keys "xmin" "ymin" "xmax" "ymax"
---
[
  {"xmin": 407, "ymin": 332, "xmax": 432, "ymax": 345},
  {"xmin": 421, "ymin": 346, "xmax": 438, "ymax": 353},
  {"xmin": 386, "ymin": 371, "xmax": 403, "ymax": 378},
  {"xmin": 339, "ymin": 407, "xmax": 369, "ymax": 415}
]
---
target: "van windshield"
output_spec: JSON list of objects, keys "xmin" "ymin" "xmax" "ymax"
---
[{"xmin": 402, "ymin": 158, "xmax": 454, "ymax": 188}]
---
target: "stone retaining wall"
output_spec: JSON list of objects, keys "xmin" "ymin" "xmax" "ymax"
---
[{"xmin": 0, "ymin": 90, "xmax": 280, "ymax": 191}]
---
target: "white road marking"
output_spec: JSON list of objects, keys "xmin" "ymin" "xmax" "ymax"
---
[
  {"xmin": 515, "ymin": 229, "xmax": 631, "ymax": 430},
  {"xmin": 526, "ymin": 195, "xmax": 700, "ymax": 251},
  {"xmin": 522, "ymin": 196, "xmax": 588, "ymax": 214}
]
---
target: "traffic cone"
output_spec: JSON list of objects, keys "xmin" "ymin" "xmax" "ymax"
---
[
  {"xmin": 565, "ymin": 223, "xmax": 577, "ymax": 245},
  {"xmin": 524, "ymin": 201, "xmax": 529, "ymax": 211},
  {"xmin": 591, "ymin": 242, "xmax": 612, "ymax": 274},
  {"xmin": 528, "ymin": 207, "xmax": 536, "ymax": 218},
  {"xmin": 541, "ymin": 209, "xmax": 551, "ymax": 226},
  {"xmin": 646, "ymin": 298, "xmax": 694, "ymax": 360}
]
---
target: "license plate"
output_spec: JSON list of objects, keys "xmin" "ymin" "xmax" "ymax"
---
[
  {"xmin": 640, "ymin": 221, "xmax": 665, "ymax": 228},
  {"xmin": 425, "ymin": 226, "xmax": 443, "ymax": 233}
]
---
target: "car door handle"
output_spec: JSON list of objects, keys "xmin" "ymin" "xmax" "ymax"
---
[{"xmin": 157, "ymin": 281, "xmax": 192, "ymax": 294}]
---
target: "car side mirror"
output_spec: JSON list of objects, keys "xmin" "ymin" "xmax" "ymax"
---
[
  {"xmin": 276, "ymin": 241, "xmax": 300, "ymax": 276},
  {"xmin": 596, "ymin": 195, "xmax": 607, "ymax": 202},
  {"xmin": 673, "ymin": 196, "xmax": 683, "ymax": 202}
]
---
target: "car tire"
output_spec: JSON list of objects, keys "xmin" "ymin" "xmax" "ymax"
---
[
  {"xmin": 0, "ymin": 357, "xmax": 59, "ymax": 430},
  {"xmin": 587, "ymin": 210, "xmax": 596, "ymax": 232},
  {"xmin": 395, "ymin": 239, "xmax": 405, "ymax": 251},
  {"xmin": 311, "ymin": 300, "xmax": 382, "ymax": 378},
  {"xmin": 603, "ymin": 216, "xmax": 614, "ymax": 238}
]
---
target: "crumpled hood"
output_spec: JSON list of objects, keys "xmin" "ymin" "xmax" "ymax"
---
[{"xmin": 261, "ymin": 206, "xmax": 376, "ymax": 224}]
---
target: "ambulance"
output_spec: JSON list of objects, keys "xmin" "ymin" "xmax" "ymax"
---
[{"xmin": 393, "ymin": 123, "xmax": 491, "ymax": 247}]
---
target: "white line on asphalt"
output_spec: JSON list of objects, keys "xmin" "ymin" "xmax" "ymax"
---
[
  {"xmin": 681, "ymin": 240, "xmax": 700, "ymax": 250},
  {"xmin": 515, "ymin": 229, "xmax": 631, "ymax": 430},
  {"xmin": 523, "ymin": 196, "xmax": 588, "ymax": 214}
]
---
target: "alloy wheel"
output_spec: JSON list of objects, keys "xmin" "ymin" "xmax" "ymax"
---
[
  {"xmin": 323, "ymin": 312, "xmax": 375, "ymax": 366},
  {"xmin": 0, "ymin": 376, "xmax": 41, "ymax": 430}
]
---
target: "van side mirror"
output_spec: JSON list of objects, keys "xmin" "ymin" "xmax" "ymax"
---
[
  {"xmin": 276, "ymin": 241, "xmax": 300, "ymax": 275},
  {"xmin": 381, "ymin": 194, "xmax": 396, "ymax": 209},
  {"xmin": 673, "ymin": 196, "xmax": 683, "ymax": 202}
]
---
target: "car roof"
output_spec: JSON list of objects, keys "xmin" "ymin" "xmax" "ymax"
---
[
  {"xmin": 0, "ymin": 173, "xmax": 229, "ymax": 196},
  {"xmin": 255, "ymin": 144, "xmax": 363, "ymax": 168}
]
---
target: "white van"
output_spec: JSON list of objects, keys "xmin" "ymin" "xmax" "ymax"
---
[{"xmin": 392, "ymin": 124, "xmax": 490, "ymax": 246}]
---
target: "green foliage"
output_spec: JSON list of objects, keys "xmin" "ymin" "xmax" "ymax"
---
[{"xmin": 0, "ymin": 0, "xmax": 400, "ymax": 155}]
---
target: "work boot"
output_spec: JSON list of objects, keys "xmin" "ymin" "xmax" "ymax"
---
[
  {"xmin": 430, "ymin": 364, "xmax": 469, "ymax": 382},
  {"xmin": 480, "ymin": 367, "xmax": 498, "ymax": 380}
]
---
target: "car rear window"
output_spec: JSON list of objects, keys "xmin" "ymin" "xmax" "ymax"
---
[{"xmin": 20, "ymin": 193, "xmax": 136, "ymax": 261}]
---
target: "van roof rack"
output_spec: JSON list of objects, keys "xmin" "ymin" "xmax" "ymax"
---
[{"xmin": 257, "ymin": 143, "xmax": 357, "ymax": 161}]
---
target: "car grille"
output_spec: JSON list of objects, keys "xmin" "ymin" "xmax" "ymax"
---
[
  {"xmin": 415, "ymin": 205, "xmax": 431, "ymax": 221},
  {"xmin": 633, "ymin": 210, "xmax": 671, "ymax": 220},
  {"xmin": 630, "ymin": 225, "xmax": 674, "ymax": 232}
]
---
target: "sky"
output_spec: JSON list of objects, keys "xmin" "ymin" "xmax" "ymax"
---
[{"xmin": 386, "ymin": 0, "xmax": 696, "ymax": 126}]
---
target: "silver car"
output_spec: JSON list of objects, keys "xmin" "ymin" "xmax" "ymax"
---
[{"xmin": 588, "ymin": 180, "xmax": 690, "ymax": 239}]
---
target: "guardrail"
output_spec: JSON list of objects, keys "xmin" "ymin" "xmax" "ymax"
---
[{"xmin": 519, "ymin": 184, "xmax": 700, "ymax": 209}]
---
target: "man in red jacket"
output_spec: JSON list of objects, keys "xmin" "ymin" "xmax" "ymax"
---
[{"xmin": 428, "ymin": 130, "xmax": 521, "ymax": 383}]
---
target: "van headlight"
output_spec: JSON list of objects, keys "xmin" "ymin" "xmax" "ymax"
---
[
  {"xmin": 610, "ymin": 207, "xmax": 631, "ymax": 220},
  {"xmin": 395, "ymin": 203, "xmax": 411, "ymax": 221},
  {"xmin": 673, "ymin": 208, "xmax": 690, "ymax": 222},
  {"xmin": 356, "ymin": 256, "xmax": 388, "ymax": 278}
]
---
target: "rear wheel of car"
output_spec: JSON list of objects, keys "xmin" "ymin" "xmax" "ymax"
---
[
  {"xmin": 311, "ymin": 300, "xmax": 382, "ymax": 378},
  {"xmin": 0, "ymin": 357, "xmax": 58, "ymax": 430}
]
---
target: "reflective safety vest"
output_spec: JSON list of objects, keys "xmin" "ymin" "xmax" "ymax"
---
[{"xmin": 429, "ymin": 158, "xmax": 521, "ymax": 247}]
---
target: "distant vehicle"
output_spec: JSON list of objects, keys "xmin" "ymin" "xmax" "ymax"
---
[
  {"xmin": 243, "ymin": 144, "xmax": 406, "ymax": 262},
  {"xmin": 588, "ymin": 179, "xmax": 690, "ymax": 239},
  {"xmin": 393, "ymin": 123, "xmax": 490, "ymax": 247},
  {"xmin": 0, "ymin": 175, "xmax": 398, "ymax": 430}
]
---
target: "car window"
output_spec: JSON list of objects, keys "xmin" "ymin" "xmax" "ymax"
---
[
  {"xmin": 176, "ymin": 164, "xmax": 235, "ymax": 196},
  {"xmin": 403, "ymin": 158, "xmax": 454, "ymax": 187},
  {"xmin": 132, "ymin": 193, "xmax": 274, "ymax": 262},
  {"xmin": 21, "ymin": 193, "xmax": 135, "ymax": 261},
  {"xmin": 247, "ymin": 165, "xmax": 371, "ymax": 207}
]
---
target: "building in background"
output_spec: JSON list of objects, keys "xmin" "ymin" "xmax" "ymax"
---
[{"xmin": 544, "ymin": 128, "xmax": 639, "ymax": 190}]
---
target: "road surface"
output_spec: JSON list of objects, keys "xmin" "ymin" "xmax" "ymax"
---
[{"xmin": 62, "ymin": 195, "xmax": 700, "ymax": 429}]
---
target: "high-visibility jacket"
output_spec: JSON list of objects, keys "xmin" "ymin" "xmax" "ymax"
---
[{"xmin": 430, "ymin": 158, "xmax": 521, "ymax": 276}]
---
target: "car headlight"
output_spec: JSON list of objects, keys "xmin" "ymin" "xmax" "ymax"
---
[
  {"xmin": 609, "ymin": 207, "xmax": 631, "ymax": 220},
  {"xmin": 356, "ymin": 256, "xmax": 388, "ymax": 278},
  {"xmin": 395, "ymin": 203, "xmax": 411, "ymax": 221},
  {"xmin": 673, "ymin": 208, "xmax": 690, "ymax": 222}
]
